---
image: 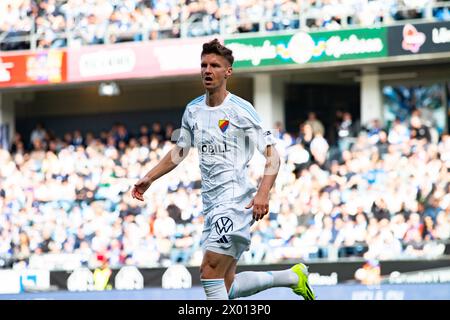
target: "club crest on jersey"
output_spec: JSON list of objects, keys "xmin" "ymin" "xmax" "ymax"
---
[{"xmin": 218, "ymin": 119, "xmax": 229, "ymax": 133}]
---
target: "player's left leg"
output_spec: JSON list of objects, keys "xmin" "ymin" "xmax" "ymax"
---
[
  {"xmin": 227, "ymin": 263, "xmax": 315, "ymax": 300},
  {"xmin": 224, "ymin": 258, "xmax": 238, "ymax": 292}
]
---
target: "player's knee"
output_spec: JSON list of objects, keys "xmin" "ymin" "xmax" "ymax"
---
[
  {"xmin": 200, "ymin": 259, "xmax": 221, "ymax": 279},
  {"xmin": 199, "ymin": 264, "xmax": 214, "ymax": 279}
]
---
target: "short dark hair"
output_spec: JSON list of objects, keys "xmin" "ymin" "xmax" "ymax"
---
[{"xmin": 201, "ymin": 39, "xmax": 234, "ymax": 66}]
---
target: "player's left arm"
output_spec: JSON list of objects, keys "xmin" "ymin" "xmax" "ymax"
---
[{"xmin": 246, "ymin": 144, "xmax": 280, "ymax": 221}]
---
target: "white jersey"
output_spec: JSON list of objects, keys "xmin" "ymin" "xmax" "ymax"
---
[{"xmin": 176, "ymin": 93, "xmax": 276, "ymax": 214}]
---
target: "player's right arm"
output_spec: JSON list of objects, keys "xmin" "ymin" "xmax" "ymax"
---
[
  {"xmin": 132, "ymin": 107, "xmax": 194, "ymax": 201},
  {"xmin": 131, "ymin": 145, "xmax": 189, "ymax": 201}
]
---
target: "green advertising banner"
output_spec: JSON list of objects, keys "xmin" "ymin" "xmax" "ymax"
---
[{"xmin": 225, "ymin": 27, "xmax": 388, "ymax": 68}]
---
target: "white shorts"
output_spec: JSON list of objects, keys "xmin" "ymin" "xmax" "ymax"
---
[{"xmin": 200, "ymin": 201, "xmax": 255, "ymax": 260}]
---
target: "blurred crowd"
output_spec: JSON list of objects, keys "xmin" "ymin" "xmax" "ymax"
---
[
  {"xmin": 0, "ymin": 108, "xmax": 449, "ymax": 270},
  {"xmin": 1, "ymin": 0, "xmax": 449, "ymax": 50}
]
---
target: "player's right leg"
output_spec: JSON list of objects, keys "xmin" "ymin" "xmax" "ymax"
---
[
  {"xmin": 200, "ymin": 250, "xmax": 235, "ymax": 300},
  {"xmin": 199, "ymin": 202, "xmax": 250, "ymax": 300}
]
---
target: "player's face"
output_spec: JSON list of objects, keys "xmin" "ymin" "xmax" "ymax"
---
[{"xmin": 200, "ymin": 53, "xmax": 232, "ymax": 91}]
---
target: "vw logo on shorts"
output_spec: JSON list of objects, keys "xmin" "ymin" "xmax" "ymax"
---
[{"xmin": 215, "ymin": 217, "xmax": 233, "ymax": 235}]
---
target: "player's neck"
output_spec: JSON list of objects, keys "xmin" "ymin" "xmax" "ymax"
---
[{"xmin": 205, "ymin": 89, "xmax": 229, "ymax": 107}]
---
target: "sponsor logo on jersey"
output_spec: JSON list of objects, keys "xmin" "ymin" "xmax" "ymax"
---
[
  {"xmin": 199, "ymin": 143, "xmax": 230, "ymax": 154},
  {"xmin": 218, "ymin": 119, "xmax": 229, "ymax": 133}
]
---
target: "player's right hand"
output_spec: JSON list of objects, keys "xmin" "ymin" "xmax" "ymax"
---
[{"xmin": 131, "ymin": 177, "xmax": 152, "ymax": 201}]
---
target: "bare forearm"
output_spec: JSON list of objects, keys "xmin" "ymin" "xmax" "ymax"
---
[
  {"xmin": 132, "ymin": 146, "xmax": 189, "ymax": 201},
  {"xmin": 144, "ymin": 146, "xmax": 186, "ymax": 182},
  {"xmin": 257, "ymin": 173, "xmax": 278, "ymax": 197},
  {"xmin": 248, "ymin": 146, "xmax": 280, "ymax": 221},
  {"xmin": 257, "ymin": 145, "xmax": 280, "ymax": 196}
]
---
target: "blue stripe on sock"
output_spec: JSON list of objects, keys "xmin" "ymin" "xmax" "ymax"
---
[
  {"xmin": 228, "ymin": 284, "xmax": 235, "ymax": 299},
  {"xmin": 201, "ymin": 279, "xmax": 225, "ymax": 286}
]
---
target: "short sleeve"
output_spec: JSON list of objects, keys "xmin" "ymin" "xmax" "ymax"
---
[
  {"xmin": 252, "ymin": 120, "xmax": 277, "ymax": 154},
  {"xmin": 176, "ymin": 109, "xmax": 194, "ymax": 148},
  {"xmin": 240, "ymin": 105, "xmax": 277, "ymax": 154}
]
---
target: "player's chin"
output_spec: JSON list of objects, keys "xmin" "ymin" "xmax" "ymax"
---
[{"xmin": 203, "ymin": 82, "xmax": 215, "ymax": 89}]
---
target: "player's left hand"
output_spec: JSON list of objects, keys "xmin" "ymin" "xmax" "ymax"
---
[{"xmin": 245, "ymin": 193, "xmax": 269, "ymax": 221}]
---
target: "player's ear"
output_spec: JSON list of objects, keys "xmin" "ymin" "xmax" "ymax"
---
[{"xmin": 225, "ymin": 66, "xmax": 232, "ymax": 78}]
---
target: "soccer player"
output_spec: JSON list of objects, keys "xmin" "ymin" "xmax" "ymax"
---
[{"xmin": 131, "ymin": 39, "xmax": 315, "ymax": 300}]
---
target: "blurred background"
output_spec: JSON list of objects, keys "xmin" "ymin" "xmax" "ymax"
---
[{"xmin": 0, "ymin": 0, "xmax": 449, "ymax": 300}]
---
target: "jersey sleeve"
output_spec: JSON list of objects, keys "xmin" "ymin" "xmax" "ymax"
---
[
  {"xmin": 176, "ymin": 108, "xmax": 194, "ymax": 148},
  {"xmin": 240, "ymin": 104, "xmax": 277, "ymax": 154}
]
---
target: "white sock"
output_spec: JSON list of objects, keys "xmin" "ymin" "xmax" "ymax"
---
[
  {"xmin": 270, "ymin": 270, "xmax": 299, "ymax": 287},
  {"xmin": 201, "ymin": 278, "xmax": 229, "ymax": 300},
  {"xmin": 228, "ymin": 269, "xmax": 298, "ymax": 299}
]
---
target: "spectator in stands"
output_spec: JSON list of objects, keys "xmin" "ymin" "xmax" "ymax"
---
[
  {"xmin": 435, "ymin": 210, "xmax": 450, "ymax": 240},
  {"xmin": 10, "ymin": 132, "xmax": 25, "ymax": 154},
  {"xmin": 286, "ymin": 141, "xmax": 310, "ymax": 176},
  {"xmin": 164, "ymin": 122, "xmax": 175, "ymax": 141},
  {"xmin": 30, "ymin": 122, "xmax": 47, "ymax": 147},
  {"xmin": 310, "ymin": 131, "xmax": 329, "ymax": 166},
  {"xmin": 93, "ymin": 254, "xmax": 113, "ymax": 291},
  {"xmin": 375, "ymin": 130, "xmax": 390, "ymax": 157},
  {"xmin": 139, "ymin": 124, "xmax": 150, "ymax": 140},
  {"xmin": 305, "ymin": 112, "xmax": 325, "ymax": 137},
  {"xmin": 404, "ymin": 228, "xmax": 426, "ymax": 257},
  {"xmin": 274, "ymin": 121, "xmax": 286, "ymax": 139},
  {"xmin": 424, "ymin": 197, "xmax": 443, "ymax": 222},
  {"xmin": 372, "ymin": 198, "xmax": 390, "ymax": 221},
  {"xmin": 337, "ymin": 112, "xmax": 357, "ymax": 152},
  {"xmin": 150, "ymin": 121, "xmax": 165, "ymax": 142},
  {"xmin": 388, "ymin": 118, "xmax": 410, "ymax": 145},
  {"xmin": 367, "ymin": 119, "xmax": 383, "ymax": 144},
  {"xmin": 410, "ymin": 115, "xmax": 431, "ymax": 144},
  {"xmin": 297, "ymin": 122, "xmax": 314, "ymax": 157}
]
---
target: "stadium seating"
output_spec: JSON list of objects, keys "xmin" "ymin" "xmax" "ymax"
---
[
  {"xmin": 0, "ymin": 0, "xmax": 449, "ymax": 51},
  {"xmin": 1, "ymin": 111, "xmax": 449, "ymax": 270}
]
